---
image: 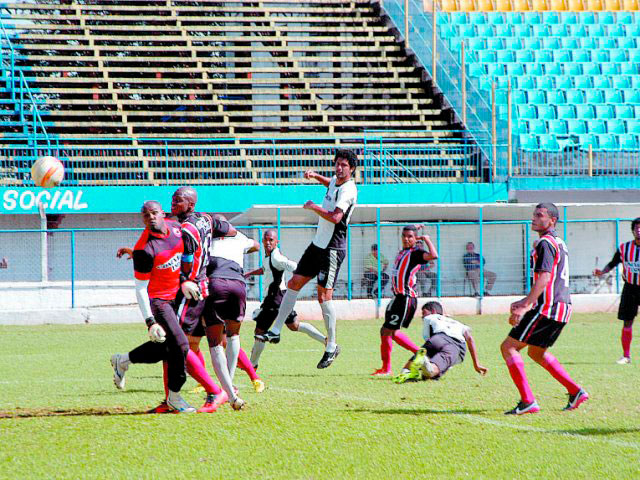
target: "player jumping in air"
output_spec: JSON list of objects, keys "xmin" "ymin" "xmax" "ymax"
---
[
  {"xmin": 501, "ymin": 203, "xmax": 589, "ymax": 415},
  {"xmin": 593, "ymin": 217, "xmax": 640, "ymax": 364},
  {"xmin": 372, "ymin": 225, "xmax": 438, "ymax": 376},
  {"xmin": 392, "ymin": 301, "xmax": 487, "ymax": 383},
  {"xmin": 245, "ymin": 229, "xmax": 327, "ymax": 370},
  {"xmin": 255, "ymin": 149, "xmax": 358, "ymax": 369}
]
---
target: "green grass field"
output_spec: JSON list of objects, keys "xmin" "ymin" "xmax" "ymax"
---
[{"xmin": 1, "ymin": 313, "xmax": 639, "ymax": 479}]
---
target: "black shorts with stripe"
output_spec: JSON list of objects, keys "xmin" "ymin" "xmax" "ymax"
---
[
  {"xmin": 252, "ymin": 290, "xmax": 298, "ymax": 331},
  {"xmin": 383, "ymin": 294, "xmax": 418, "ymax": 330},
  {"xmin": 203, "ymin": 277, "xmax": 247, "ymax": 326},
  {"xmin": 294, "ymin": 243, "xmax": 346, "ymax": 289},
  {"xmin": 618, "ymin": 282, "xmax": 640, "ymax": 322},
  {"xmin": 174, "ymin": 289, "xmax": 206, "ymax": 337},
  {"xmin": 509, "ymin": 307, "xmax": 566, "ymax": 348}
]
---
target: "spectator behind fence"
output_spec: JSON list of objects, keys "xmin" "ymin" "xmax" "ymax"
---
[
  {"xmin": 462, "ymin": 241, "xmax": 496, "ymax": 296},
  {"xmin": 0, "ymin": 257, "xmax": 7, "ymax": 269},
  {"xmin": 416, "ymin": 260, "xmax": 437, "ymax": 297},
  {"xmin": 363, "ymin": 244, "xmax": 389, "ymax": 298}
]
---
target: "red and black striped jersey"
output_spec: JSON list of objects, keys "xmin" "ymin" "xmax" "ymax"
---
[
  {"xmin": 530, "ymin": 230, "xmax": 572, "ymax": 323},
  {"xmin": 606, "ymin": 241, "xmax": 640, "ymax": 286},
  {"xmin": 133, "ymin": 220, "xmax": 183, "ymax": 301},
  {"xmin": 391, "ymin": 247, "xmax": 429, "ymax": 298},
  {"xmin": 180, "ymin": 212, "xmax": 230, "ymax": 282}
]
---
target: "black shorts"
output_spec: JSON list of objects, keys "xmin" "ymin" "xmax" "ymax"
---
[
  {"xmin": 295, "ymin": 243, "xmax": 346, "ymax": 289},
  {"xmin": 509, "ymin": 308, "xmax": 566, "ymax": 348},
  {"xmin": 203, "ymin": 277, "xmax": 247, "ymax": 326},
  {"xmin": 422, "ymin": 333, "xmax": 466, "ymax": 379},
  {"xmin": 618, "ymin": 282, "xmax": 640, "ymax": 322},
  {"xmin": 383, "ymin": 294, "xmax": 418, "ymax": 330},
  {"xmin": 174, "ymin": 289, "xmax": 206, "ymax": 337}
]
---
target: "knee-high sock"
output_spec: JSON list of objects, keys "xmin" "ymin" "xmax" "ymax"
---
[
  {"xmin": 250, "ymin": 339, "xmax": 266, "ymax": 367},
  {"xmin": 225, "ymin": 335, "xmax": 240, "ymax": 381},
  {"xmin": 186, "ymin": 349, "xmax": 221, "ymax": 395},
  {"xmin": 540, "ymin": 353, "xmax": 581, "ymax": 395},
  {"xmin": 210, "ymin": 345, "xmax": 236, "ymax": 401},
  {"xmin": 505, "ymin": 355, "xmax": 535, "ymax": 403},
  {"xmin": 321, "ymin": 300, "xmax": 337, "ymax": 352},
  {"xmin": 195, "ymin": 348, "xmax": 206, "ymax": 367},
  {"xmin": 298, "ymin": 322, "xmax": 327, "ymax": 344},
  {"xmin": 237, "ymin": 348, "xmax": 259, "ymax": 381},
  {"xmin": 393, "ymin": 331, "xmax": 419, "ymax": 354},
  {"xmin": 162, "ymin": 361, "xmax": 169, "ymax": 399},
  {"xmin": 270, "ymin": 289, "xmax": 300, "ymax": 335},
  {"xmin": 380, "ymin": 334, "xmax": 393, "ymax": 372},
  {"xmin": 622, "ymin": 326, "xmax": 633, "ymax": 358}
]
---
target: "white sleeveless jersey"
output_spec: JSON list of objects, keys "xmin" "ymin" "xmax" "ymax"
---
[{"xmin": 422, "ymin": 314, "xmax": 470, "ymax": 344}]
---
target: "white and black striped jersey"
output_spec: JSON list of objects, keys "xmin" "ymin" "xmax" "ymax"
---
[
  {"xmin": 262, "ymin": 247, "xmax": 297, "ymax": 299},
  {"xmin": 312, "ymin": 176, "xmax": 357, "ymax": 250},
  {"xmin": 607, "ymin": 241, "xmax": 640, "ymax": 286}
]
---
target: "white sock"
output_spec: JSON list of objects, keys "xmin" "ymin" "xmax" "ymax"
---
[
  {"xmin": 250, "ymin": 339, "xmax": 266, "ymax": 367},
  {"xmin": 270, "ymin": 289, "xmax": 299, "ymax": 335},
  {"xmin": 321, "ymin": 300, "xmax": 337, "ymax": 352},
  {"xmin": 225, "ymin": 335, "xmax": 240, "ymax": 381},
  {"xmin": 209, "ymin": 345, "xmax": 236, "ymax": 401},
  {"xmin": 297, "ymin": 322, "xmax": 327, "ymax": 344},
  {"xmin": 120, "ymin": 352, "xmax": 131, "ymax": 368}
]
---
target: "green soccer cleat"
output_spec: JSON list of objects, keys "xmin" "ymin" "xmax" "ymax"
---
[
  {"xmin": 392, "ymin": 369, "xmax": 421, "ymax": 384},
  {"xmin": 409, "ymin": 348, "xmax": 428, "ymax": 377}
]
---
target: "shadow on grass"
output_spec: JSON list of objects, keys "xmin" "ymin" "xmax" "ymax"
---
[
  {"xmin": 0, "ymin": 407, "xmax": 157, "ymax": 419},
  {"xmin": 73, "ymin": 389, "xmax": 160, "ymax": 396},
  {"xmin": 351, "ymin": 407, "xmax": 491, "ymax": 415},
  {"xmin": 555, "ymin": 427, "xmax": 640, "ymax": 437}
]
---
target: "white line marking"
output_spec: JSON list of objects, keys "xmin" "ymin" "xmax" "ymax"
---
[{"xmin": 272, "ymin": 387, "xmax": 640, "ymax": 450}]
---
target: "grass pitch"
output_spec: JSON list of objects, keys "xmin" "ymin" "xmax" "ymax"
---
[{"xmin": 1, "ymin": 313, "xmax": 639, "ymax": 479}]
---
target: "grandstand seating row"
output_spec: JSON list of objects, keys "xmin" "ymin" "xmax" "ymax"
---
[
  {"xmin": 477, "ymin": 74, "xmax": 640, "ymax": 90},
  {"xmin": 516, "ymin": 119, "xmax": 640, "ymax": 135},
  {"xmin": 439, "ymin": 10, "xmax": 639, "ymax": 23},
  {"xmin": 452, "ymin": 36, "xmax": 639, "ymax": 51},
  {"xmin": 516, "ymin": 104, "xmax": 640, "ymax": 120},
  {"xmin": 483, "ymin": 88, "xmax": 640, "ymax": 105},
  {"xmin": 433, "ymin": 0, "xmax": 640, "ymax": 11},
  {"xmin": 466, "ymin": 48, "xmax": 640, "ymax": 63},
  {"xmin": 519, "ymin": 133, "xmax": 640, "ymax": 151},
  {"xmin": 440, "ymin": 22, "xmax": 640, "ymax": 37}
]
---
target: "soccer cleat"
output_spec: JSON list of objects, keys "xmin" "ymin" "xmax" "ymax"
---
[
  {"xmin": 197, "ymin": 391, "xmax": 228, "ymax": 413},
  {"xmin": 252, "ymin": 379, "xmax": 266, "ymax": 393},
  {"xmin": 254, "ymin": 330, "xmax": 281, "ymax": 344},
  {"xmin": 371, "ymin": 368, "xmax": 392, "ymax": 376},
  {"xmin": 563, "ymin": 388, "xmax": 589, "ymax": 411},
  {"xmin": 317, "ymin": 345, "xmax": 341, "ymax": 369},
  {"xmin": 616, "ymin": 356, "xmax": 631, "ymax": 365},
  {"xmin": 411, "ymin": 348, "xmax": 438, "ymax": 379},
  {"xmin": 504, "ymin": 400, "xmax": 540, "ymax": 415},
  {"xmin": 167, "ymin": 392, "xmax": 197, "ymax": 413},
  {"xmin": 146, "ymin": 401, "xmax": 174, "ymax": 414},
  {"xmin": 110, "ymin": 353, "xmax": 128, "ymax": 390},
  {"xmin": 231, "ymin": 396, "xmax": 246, "ymax": 411},
  {"xmin": 392, "ymin": 370, "xmax": 421, "ymax": 384}
]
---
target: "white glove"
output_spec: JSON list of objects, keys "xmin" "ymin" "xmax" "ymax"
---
[
  {"xmin": 181, "ymin": 281, "xmax": 203, "ymax": 301},
  {"xmin": 148, "ymin": 323, "xmax": 166, "ymax": 343}
]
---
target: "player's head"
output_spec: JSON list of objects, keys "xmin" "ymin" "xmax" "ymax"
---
[
  {"xmin": 171, "ymin": 187, "xmax": 197, "ymax": 219},
  {"xmin": 141, "ymin": 200, "xmax": 166, "ymax": 233},
  {"xmin": 532, "ymin": 202, "xmax": 559, "ymax": 234},
  {"xmin": 631, "ymin": 218, "xmax": 640, "ymax": 240},
  {"xmin": 371, "ymin": 243, "xmax": 378, "ymax": 253},
  {"xmin": 422, "ymin": 301, "xmax": 443, "ymax": 316},
  {"xmin": 263, "ymin": 229, "xmax": 278, "ymax": 254},
  {"xmin": 334, "ymin": 149, "xmax": 357, "ymax": 180},
  {"xmin": 466, "ymin": 241, "xmax": 475, "ymax": 253},
  {"xmin": 401, "ymin": 225, "xmax": 419, "ymax": 249}
]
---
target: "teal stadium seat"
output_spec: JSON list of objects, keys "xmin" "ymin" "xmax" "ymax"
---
[
  {"xmin": 524, "ymin": 37, "xmax": 543, "ymax": 49},
  {"xmin": 514, "ymin": 89, "xmax": 528, "ymax": 105},
  {"xmin": 557, "ymin": 105, "xmax": 577, "ymax": 119},
  {"xmin": 505, "ymin": 13, "xmax": 523, "ymax": 25},
  {"xmin": 574, "ymin": 76, "xmax": 592, "ymax": 89},
  {"xmin": 458, "ymin": 25, "xmax": 476, "ymax": 38},
  {"xmin": 495, "ymin": 24, "xmax": 513, "ymax": 37},
  {"xmin": 554, "ymin": 50, "xmax": 572, "ymax": 63},
  {"xmin": 567, "ymin": 89, "xmax": 587, "ymax": 104},
  {"xmin": 598, "ymin": 134, "xmax": 618, "ymax": 151},
  {"xmin": 618, "ymin": 38, "xmax": 636, "ymax": 49},
  {"xmin": 477, "ymin": 77, "xmax": 492, "ymax": 91},
  {"xmin": 594, "ymin": 50, "xmax": 610, "ymax": 63},
  {"xmin": 487, "ymin": 12, "xmax": 505, "ymax": 25},
  {"xmin": 607, "ymin": 25, "xmax": 626, "ymax": 38},
  {"xmin": 629, "ymin": 50, "xmax": 640, "ymax": 64},
  {"xmin": 560, "ymin": 37, "xmax": 579, "ymax": 50},
  {"xmin": 615, "ymin": 105, "xmax": 634, "ymax": 119},
  {"xmin": 517, "ymin": 50, "xmax": 535, "ymax": 63},
  {"xmin": 585, "ymin": 89, "xmax": 605, "ymax": 104},
  {"xmin": 535, "ymin": 50, "xmax": 553, "ymax": 63},
  {"xmin": 469, "ymin": 37, "xmax": 488, "ymax": 50},
  {"xmin": 600, "ymin": 63, "xmax": 619, "ymax": 76},
  {"xmin": 627, "ymin": 24, "xmax": 640, "ymax": 38},
  {"xmin": 600, "ymin": 37, "xmax": 618, "ymax": 49},
  {"xmin": 587, "ymin": 25, "xmax": 606, "ymax": 37},
  {"xmin": 580, "ymin": 12, "xmax": 597, "ymax": 25},
  {"xmin": 604, "ymin": 89, "xmax": 624, "ymax": 104},
  {"xmin": 543, "ymin": 12, "xmax": 560, "ymax": 25},
  {"xmin": 479, "ymin": 50, "xmax": 497, "ymax": 63},
  {"xmin": 469, "ymin": 13, "xmax": 487, "ymax": 25},
  {"xmin": 496, "ymin": 76, "xmax": 510, "ymax": 89},
  {"xmin": 440, "ymin": 25, "xmax": 456, "ymax": 39},
  {"xmin": 437, "ymin": 12, "xmax": 450, "ymax": 24},
  {"xmin": 607, "ymin": 119, "xmax": 627, "ymax": 135},
  {"xmin": 598, "ymin": 12, "xmax": 616, "ymax": 25},
  {"xmin": 580, "ymin": 38, "xmax": 598, "ymax": 50},
  {"xmin": 628, "ymin": 120, "xmax": 640, "ymax": 135},
  {"xmin": 550, "ymin": 24, "xmax": 569, "ymax": 37},
  {"xmin": 532, "ymin": 25, "xmax": 550, "ymax": 37},
  {"xmin": 623, "ymin": 89, "xmax": 640, "ymax": 104},
  {"xmin": 619, "ymin": 134, "xmax": 639, "ymax": 150},
  {"xmin": 567, "ymin": 119, "xmax": 587, "ymax": 134},
  {"xmin": 617, "ymin": 12, "xmax": 635, "ymax": 25},
  {"xmin": 528, "ymin": 90, "xmax": 547, "ymax": 105},
  {"xmin": 519, "ymin": 134, "xmax": 538, "ymax": 151},
  {"xmin": 515, "ymin": 24, "xmax": 532, "ymax": 38},
  {"xmin": 496, "ymin": 50, "xmax": 515, "ymax": 63},
  {"xmin": 506, "ymin": 63, "xmax": 525, "ymax": 76},
  {"xmin": 633, "ymin": 77, "xmax": 640, "ymax": 89},
  {"xmin": 537, "ymin": 76, "xmax": 555, "ymax": 90},
  {"xmin": 555, "ymin": 76, "xmax": 573, "ymax": 89},
  {"xmin": 595, "ymin": 105, "xmax": 615, "ymax": 119},
  {"xmin": 594, "ymin": 76, "xmax": 613, "ymax": 89},
  {"xmin": 578, "ymin": 134, "xmax": 597, "ymax": 150},
  {"xmin": 565, "ymin": 63, "xmax": 583, "ymax": 76},
  {"xmin": 549, "ymin": 90, "xmax": 567, "ymax": 105},
  {"xmin": 517, "ymin": 76, "xmax": 536, "ymax": 90},
  {"xmin": 525, "ymin": 63, "xmax": 544, "ymax": 76},
  {"xmin": 529, "ymin": 119, "xmax": 547, "ymax": 134},
  {"xmin": 572, "ymin": 49, "xmax": 591, "ymax": 63},
  {"xmin": 477, "ymin": 24, "xmax": 495, "ymax": 37},
  {"xmin": 451, "ymin": 12, "xmax": 468, "ymax": 25},
  {"xmin": 516, "ymin": 119, "xmax": 528, "ymax": 134},
  {"xmin": 537, "ymin": 105, "xmax": 557, "ymax": 120},
  {"xmin": 487, "ymin": 37, "xmax": 504, "ymax": 50},
  {"xmin": 560, "ymin": 12, "xmax": 579, "ymax": 25},
  {"xmin": 469, "ymin": 63, "xmax": 486, "ymax": 77},
  {"xmin": 525, "ymin": 12, "xmax": 543, "ymax": 25},
  {"xmin": 588, "ymin": 119, "xmax": 607, "ymax": 134},
  {"xmin": 538, "ymin": 134, "xmax": 561, "ymax": 152},
  {"xmin": 487, "ymin": 63, "xmax": 505, "ymax": 77},
  {"xmin": 576, "ymin": 104, "xmax": 596, "ymax": 119},
  {"xmin": 518, "ymin": 105, "xmax": 537, "ymax": 119},
  {"xmin": 548, "ymin": 119, "xmax": 568, "ymax": 135},
  {"xmin": 620, "ymin": 62, "xmax": 638, "ymax": 75},
  {"xmin": 569, "ymin": 25, "xmax": 587, "ymax": 37}
]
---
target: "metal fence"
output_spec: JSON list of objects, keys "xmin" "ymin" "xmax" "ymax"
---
[{"xmin": 0, "ymin": 215, "xmax": 631, "ymax": 309}]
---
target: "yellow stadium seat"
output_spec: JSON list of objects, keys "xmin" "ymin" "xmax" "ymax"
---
[
  {"xmin": 441, "ymin": 0, "xmax": 458, "ymax": 11},
  {"xmin": 532, "ymin": 0, "xmax": 548, "ymax": 9},
  {"xmin": 478, "ymin": 0, "xmax": 495, "ymax": 10},
  {"xmin": 514, "ymin": 0, "xmax": 531, "ymax": 9},
  {"xmin": 550, "ymin": 0, "xmax": 567, "ymax": 9},
  {"xmin": 605, "ymin": 0, "xmax": 621, "ymax": 9},
  {"xmin": 587, "ymin": 0, "xmax": 603, "ymax": 9},
  {"xmin": 568, "ymin": 0, "xmax": 585, "ymax": 10},
  {"xmin": 496, "ymin": 0, "xmax": 513, "ymax": 10},
  {"xmin": 622, "ymin": 0, "xmax": 639, "ymax": 9},
  {"xmin": 460, "ymin": 0, "xmax": 476, "ymax": 10}
]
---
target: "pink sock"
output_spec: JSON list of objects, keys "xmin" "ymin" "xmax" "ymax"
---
[
  {"xmin": 505, "ymin": 355, "xmax": 535, "ymax": 403},
  {"xmin": 162, "ymin": 361, "xmax": 169, "ymax": 399},
  {"xmin": 195, "ymin": 348, "xmax": 207, "ymax": 367},
  {"xmin": 380, "ymin": 335, "xmax": 393, "ymax": 372},
  {"xmin": 393, "ymin": 331, "xmax": 419, "ymax": 354},
  {"xmin": 186, "ymin": 349, "xmax": 222, "ymax": 395},
  {"xmin": 622, "ymin": 326, "xmax": 632, "ymax": 358},
  {"xmin": 237, "ymin": 348, "xmax": 259, "ymax": 381},
  {"xmin": 541, "ymin": 353, "xmax": 581, "ymax": 396}
]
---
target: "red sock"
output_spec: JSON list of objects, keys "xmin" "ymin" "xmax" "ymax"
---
[
  {"xmin": 380, "ymin": 335, "xmax": 393, "ymax": 372},
  {"xmin": 393, "ymin": 331, "xmax": 419, "ymax": 354},
  {"xmin": 195, "ymin": 348, "xmax": 207, "ymax": 367},
  {"xmin": 162, "ymin": 361, "xmax": 169, "ymax": 399},
  {"xmin": 187, "ymin": 349, "xmax": 222, "ymax": 395},
  {"xmin": 237, "ymin": 348, "xmax": 259, "ymax": 381},
  {"xmin": 622, "ymin": 326, "xmax": 632, "ymax": 358},
  {"xmin": 505, "ymin": 355, "xmax": 535, "ymax": 403},
  {"xmin": 541, "ymin": 353, "xmax": 581, "ymax": 396}
]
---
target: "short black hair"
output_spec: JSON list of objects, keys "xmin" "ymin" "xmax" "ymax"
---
[
  {"xmin": 422, "ymin": 301, "xmax": 443, "ymax": 315},
  {"xmin": 403, "ymin": 224, "xmax": 418, "ymax": 234},
  {"xmin": 632, "ymin": 217, "xmax": 640, "ymax": 231},
  {"xmin": 334, "ymin": 149, "xmax": 358, "ymax": 170},
  {"xmin": 370, "ymin": 243, "xmax": 378, "ymax": 250},
  {"xmin": 535, "ymin": 202, "xmax": 559, "ymax": 220}
]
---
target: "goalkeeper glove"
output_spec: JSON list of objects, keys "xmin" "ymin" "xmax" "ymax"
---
[
  {"xmin": 181, "ymin": 281, "xmax": 203, "ymax": 301},
  {"xmin": 145, "ymin": 316, "xmax": 166, "ymax": 343}
]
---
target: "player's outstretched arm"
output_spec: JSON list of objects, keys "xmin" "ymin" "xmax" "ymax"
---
[
  {"xmin": 303, "ymin": 202, "xmax": 344, "ymax": 225},
  {"xmin": 272, "ymin": 249, "xmax": 298, "ymax": 272},
  {"xmin": 594, "ymin": 251, "xmax": 621, "ymax": 276},
  {"xmin": 304, "ymin": 170, "xmax": 331, "ymax": 187},
  {"xmin": 116, "ymin": 247, "xmax": 133, "ymax": 259},
  {"xmin": 244, "ymin": 267, "xmax": 264, "ymax": 278},
  {"xmin": 418, "ymin": 234, "xmax": 439, "ymax": 262},
  {"xmin": 464, "ymin": 331, "xmax": 487, "ymax": 376}
]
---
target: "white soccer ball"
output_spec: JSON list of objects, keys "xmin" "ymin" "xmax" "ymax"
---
[{"xmin": 31, "ymin": 155, "xmax": 65, "ymax": 188}]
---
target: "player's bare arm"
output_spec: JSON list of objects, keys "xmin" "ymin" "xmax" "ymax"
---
[
  {"xmin": 304, "ymin": 170, "xmax": 331, "ymax": 187},
  {"xmin": 418, "ymin": 234, "xmax": 439, "ymax": 262},
  {"xmin": 247, "ymin": 240, "xmax": 260, "ymax": 254},
  {"xmin": 244, "ymin": 267, "xmax": 264, "ymax": 278},
  {"xmin": 510, "ymin": 271, "xmax": 552, "ymax": 321},
  {"xmin": 464, "ymin": 331, "xmax": 488, "ymax": 376},
  {"xmin": 303, "ymin": 202, "xmax": 344, "ymax": 225},
  {"xmin": 116, "ymin": 247, "xmax": 133, "ymax": 259}
]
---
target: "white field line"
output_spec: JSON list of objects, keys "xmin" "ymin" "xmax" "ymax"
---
[{"xmin": 272, "ymin": 387, "xmax": 640, "ymax": 450}]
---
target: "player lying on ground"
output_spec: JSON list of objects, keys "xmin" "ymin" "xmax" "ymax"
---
[
  {"xmin": 393, "ymin": 301, "xmax": 487, "ymax": 383},
  {"xmin": 245, "ymin": 229, "xmax": 327, "ymax": 370},
  {"xmin": 593, "ymin": 217, "xmax": 640, "ymax": 365},
  {"xmin": 500, "ymin": 202, "xmax": 589, "ymax": 415}
]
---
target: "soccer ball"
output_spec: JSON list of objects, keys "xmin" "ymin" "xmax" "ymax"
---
[{"xmin": 31, "ymin": 156, "xmax": 65, "ymax": 188}]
